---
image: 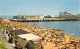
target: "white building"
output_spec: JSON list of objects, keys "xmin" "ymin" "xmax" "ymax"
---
[
  {"xmin": 18, "ymin": 33, "xmax": 42, "ymax": 41},
  {"xmin": 39, "ymin": 15, "xmax": 44, "ymax": 19}
]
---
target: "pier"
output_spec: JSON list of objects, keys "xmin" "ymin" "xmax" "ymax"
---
[
  {"xmin": 11, "ymin": 11, "xmax": 80, "ymax": 22},
  {"xmin": 10, "ymin": 18, "xmax": 79, "ymax": 22}
]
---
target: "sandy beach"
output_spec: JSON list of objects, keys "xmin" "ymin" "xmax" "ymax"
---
[{"xmin": 2, "ymin": 19, "xmax": 80, "ymax": 49}]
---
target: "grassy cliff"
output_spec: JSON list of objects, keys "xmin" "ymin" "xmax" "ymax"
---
[
  {"xmin": 0, "ymin": 36, "xmax": 7, "ymax": 49},
  {"xmin": 0, "ymin": 23, "xmax": 4, "ymax": 30}
]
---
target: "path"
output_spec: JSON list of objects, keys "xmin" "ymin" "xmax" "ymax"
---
[{"xmin": 0, "ymin": 29, "xmax": 14, "ymax": 49}]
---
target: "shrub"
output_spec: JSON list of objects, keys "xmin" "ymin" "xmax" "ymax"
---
[
  {"xmin": 14, "ymin": 35, "xmax": 21, "ymax": 39},
  {"xmin": 26, "ymin": 40, "xmax": 35, "ymax": 49}
]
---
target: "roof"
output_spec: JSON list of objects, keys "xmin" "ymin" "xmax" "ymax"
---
[
  {"xmin": 11, "ymin": 29, "xmax": 29, "ymax": 35},
  {"xmin": 18, "ymin": 33, "xmax": 41, "ymax": 41},
  {"xmin": 44, "ymin": 15, "xmax": 53, "ymax": 18}
]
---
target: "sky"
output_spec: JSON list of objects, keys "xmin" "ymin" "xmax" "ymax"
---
[{"xmin": 0, "ymin": 0, "xmax": 80, "ymax": 16}]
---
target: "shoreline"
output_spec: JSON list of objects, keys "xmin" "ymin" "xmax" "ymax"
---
[
  {"xmin": 2, "ymin": 19, "xmax": 80, "ymax": 49},
  {"xmin": 23, "ymin": 22, "xmax": 80, "ymax": 39}
]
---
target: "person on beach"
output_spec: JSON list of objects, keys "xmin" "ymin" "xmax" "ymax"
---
[
  {"xmin": 54, "ymin": 40, "xmax": 58, "ymax": 47},
  {"xmin": 44, "ymin": 39, "xmax": 47, "ymax": 44},
  {"xmin": 41, "ymin": 46, "xmax": 44, "ymax": 49}
]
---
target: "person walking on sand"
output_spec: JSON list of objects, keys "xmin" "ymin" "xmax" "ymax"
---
[
  {"xmin": 54, "ymin": 40, "xmax": 58, "ymax": 47},
  {"xmin": 44, "ymin": 39, "xmax": 47, "ymax": 44}
]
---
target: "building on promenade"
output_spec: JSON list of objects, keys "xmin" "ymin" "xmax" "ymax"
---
[
  {"xmin": 59, "ymin": 11, "xmax": 78, "ymax": 20},
  {"xmin": 11, "ymin": 29, "xmax": 42, "ymax": 46}
]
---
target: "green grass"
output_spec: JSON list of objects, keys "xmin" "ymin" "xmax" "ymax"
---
[
  {"xmin": 0, "ymin": 36, "xmax": 7, "ymax": 49},
  {"xmin": 0, "ymin": 24, "xmax": 4, "ymax": 30}
]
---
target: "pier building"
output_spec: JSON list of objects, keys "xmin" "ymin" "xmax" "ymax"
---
[
  {"xmin": 11, "ymin": 11, "xmax": 80, "ymax": 22},
  {"xmin": 59, "ymin": 11, "xmax": 79, "ymax": 20},
  {"xmin": 13, "ymin": 15, "xmax": 26, "ymax": 20},
  {"xmin": 25, "ymin": 15, "xmax": 39, "ymax": 20}
]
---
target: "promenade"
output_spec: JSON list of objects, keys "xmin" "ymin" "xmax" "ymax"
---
[{"xmin": 2, "ymin": 19, "xmax": 80, "ymax": 49}]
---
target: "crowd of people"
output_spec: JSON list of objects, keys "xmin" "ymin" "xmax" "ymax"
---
[{"xmin": 2, "ymin": 19, "xmax": 80, "ymax": 49}]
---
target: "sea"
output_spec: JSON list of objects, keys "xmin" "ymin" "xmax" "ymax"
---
[
  {"xmin": 0, "ymin": 15, "xmax": 12, "ymax": 19},
  {"xmin": 1, "ymin": 16, "xmax": 80, "ymax": 38}
]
